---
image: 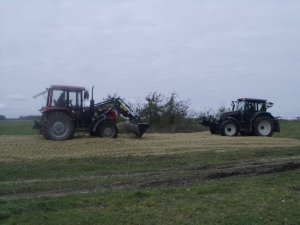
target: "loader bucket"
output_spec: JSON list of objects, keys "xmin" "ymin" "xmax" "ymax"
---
[{"xmin": 123, "ymin": 121, "xmax": 150, "ymax": 138}]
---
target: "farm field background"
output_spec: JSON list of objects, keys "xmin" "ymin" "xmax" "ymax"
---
[{"xmin": 0, "ymin": 120, "xmax": 300, "ymax": 225}]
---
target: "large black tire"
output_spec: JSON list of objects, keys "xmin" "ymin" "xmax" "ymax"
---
[
  {"xmin": 44, "ymin": 112, "xmax": 75, "ymax": 141},
  {"xmin": 40, "ymin": 115, "xmax": 49, "ymax": 139},
  {"xmin": 253, "ymin": 116, "xmax": 274, "ymax": 137},
  {"xmin": 96, "ymin": 121, "xmax": 118, "ymax": 138},
  {"xmin": 220, "ymin": 120, "xmax": 239, "ymax": 136}
]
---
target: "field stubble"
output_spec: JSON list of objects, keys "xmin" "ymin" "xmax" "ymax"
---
[{"xmin": 1, "ymin": 132, "xmax": 300, "ymax": 161}]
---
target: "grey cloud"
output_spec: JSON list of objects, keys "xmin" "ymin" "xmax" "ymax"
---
[
  {"xmin": 0, "ymin": 0, "xmax": 299, "ymax": 118},
  {"xmin": 8, "ymin": 95, "xmax": 27, "ymax": 101}
]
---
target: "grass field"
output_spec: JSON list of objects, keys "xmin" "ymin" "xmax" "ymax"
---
[
  {"xmin": 0, "ymin": 120, "xmax": 300, "ymax": 224},
  {"xmin": 0, "ymin": 120, "xmax": 39, "ymax": 135}
]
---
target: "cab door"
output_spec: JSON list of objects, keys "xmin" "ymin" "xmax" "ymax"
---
[
  {"xmin": 68, "ymin": 91, "xmax": 83, "ymax": 122},
  {"xmin": 243, "ymin": 101, "xmax": 257, "ymax": 128}
]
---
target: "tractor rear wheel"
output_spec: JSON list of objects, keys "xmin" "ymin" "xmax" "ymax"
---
[
  {"xmin": 40, "ymin": 116, "xmax": 49, "ymax": 139},
  {"xmin": 253, "ymin": 116, "xmax": 274, "ymax": 137},
  {"xmin": 44, "ymin": 112, "xmax": 75, "ymax": 141},
  {"xmin": 220, "ymin": 120, "xmax": 239, "ymax": 136},
  {"xmin": 97, "ymin": 121, "xmax": 118, "ymax": 138}
]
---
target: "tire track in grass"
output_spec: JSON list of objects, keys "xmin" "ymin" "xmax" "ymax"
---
[{"xmin": 1, "ymin": 156, "xmax": 299, "ymax": 200}]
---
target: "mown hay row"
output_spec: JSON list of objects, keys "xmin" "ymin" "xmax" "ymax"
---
[{"xmin": 1, "ymin": 132, "xmax": 300, "ymax": 161}]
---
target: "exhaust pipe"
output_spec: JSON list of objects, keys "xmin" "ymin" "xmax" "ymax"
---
[{"xmin": 90, "ymin": 86, "xmax": 95, "ymax": 113}]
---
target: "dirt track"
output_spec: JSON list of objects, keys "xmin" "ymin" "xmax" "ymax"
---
[
  {"xmin": 1, "ymin": 132, "xmax": 300, "ymax": 199},
  {"xmin": 1, "ymin": 156, "xmax": 299, "ymax": 200}
]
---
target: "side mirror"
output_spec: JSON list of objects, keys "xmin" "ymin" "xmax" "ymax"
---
[
  {"xmin": 266, "ymin": 102, "xmax": 273, "ymax": 109},
  {"xmin": 84, "ymin": 91, "xmax": 89, "ymax": 100}
]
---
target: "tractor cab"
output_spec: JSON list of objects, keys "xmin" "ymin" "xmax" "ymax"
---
[
  {"xmin": 43, "ymin": 85, "xmax": 89, "ymax": 111},
  {"xmin": 232, "ymin": 98, "xmax": 272, "ymax": 113},
  {"xmin": 229, "ymin": 98, "xmax": 273, "ymax": 125},
  {"xmin": 38, "ymin": 85, "xmax": 90, "ymax": 123}
]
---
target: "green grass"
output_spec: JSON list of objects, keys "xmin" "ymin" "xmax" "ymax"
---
[
  {"xmin": 0, "ymin": 119, "xmax": 300, "ymax": 224},
  {"xmin": 0, "ymin": 120, "xmax": 38, "ymax": 135},
  {"xmin": 274, "ymin": 120, "xmax": 300, "ymax": 140},
  {"xmin": 1, "ymin": 146, "xmax": 299, "ymax": 200},
  {"xmin": 1, "ymin": 119, "xmax": 299, "ymax": 138},
  {"xmin": 1, "ymin": 119, "xmax": 299, "ymax": 142},
  {"xmin": 1, "ymin": 146, "xmax": 299, "ymax": 182},
  {"xmin": 1, "ymin": 170, "xmax": 299, "ymax": 225}
]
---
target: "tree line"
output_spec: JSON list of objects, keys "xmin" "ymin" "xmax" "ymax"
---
[
  {"xmin": 0, "ymin": 92, "xmax": 226, "ymax": 133},
  {"xmin": 120, "ymin": 92, "xmax": 207, "ymax": 132}
]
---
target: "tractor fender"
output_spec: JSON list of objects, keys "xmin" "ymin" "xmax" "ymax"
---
[
  {"xmin": 92, "ymin": 110, "xmax": 118, "ymax": 133},
  {"xmin": 250, "ymin": 112, "xmax": 274, "ymax": 131},
  {"xmin": 92, "ymin": 117, "xmax": 106, "ymax": 133},
  {"xmin": 42, "ymin": 108, "xmax": 76, "ymax": 121},
  {"xmin": 222, "ymin": 117, "xmax": 240, "ymax": 127}
]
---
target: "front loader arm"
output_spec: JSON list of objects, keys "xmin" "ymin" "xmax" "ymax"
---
[
  {"xmin": 112, "ymin": 98, "xmax": 140, "ymax": 122},
  {"xmin": 95, "ymin": 98, "xmax": 139, "ymax": 121},
  {"xmin": 94, "ymin": 98, "xmax": 149, "ymax": 138}
]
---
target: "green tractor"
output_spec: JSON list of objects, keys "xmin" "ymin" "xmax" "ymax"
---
[{"xmin": 199, "ymin": 98, "xmax": 280, "ymax": 137}]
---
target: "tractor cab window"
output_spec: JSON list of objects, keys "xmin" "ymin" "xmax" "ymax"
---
[
  {"xmin": 52, "ymin": 90, "xmax": 67, "ymax": 107},
  {"xmin": 69, "ymin": 91, "xmax": 81, "ymax": 108},
  {"xmin": 234, "ymin": 101, "xmax": 246, "ymax": 111},
  {"xmin": 245, "ymin": 102, "xmax": 257, "ymax": 112},
  {"xmin": 257, "ymin": 102, "xmax": 265, "ymax": 111}
]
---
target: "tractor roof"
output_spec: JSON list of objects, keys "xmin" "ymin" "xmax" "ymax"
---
[
  {"xmin": 50, "ymin": 85, "xmax": 86, "ymax": 91},
  {"xmin": 237, "ymin": 98, "xmax": 267, "ymax": 102}
]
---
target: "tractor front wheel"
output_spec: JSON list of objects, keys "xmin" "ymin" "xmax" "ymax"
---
[
  {"xmin": 97, "ymin": 121, "xmax": 118, "ymax": 138},
  {"xmin": 253, "ymin": 116, "xmax": 274, "ymax": 137},
  {"xmin": 220, "ymin": 120, "xmax": 239, "ymax": 136},
  {"xmin": 44, "ymin": 112, "xmax": 75, "ymax": 141}
]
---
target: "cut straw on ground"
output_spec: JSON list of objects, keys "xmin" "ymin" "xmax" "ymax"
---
[{"xmin": 1, "ymin": 132, "xmax": 300, "ymax": 161}]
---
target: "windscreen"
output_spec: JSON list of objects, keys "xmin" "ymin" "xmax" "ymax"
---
[{"xmin": 234, "ymin": 100, "xmax": 245, "ymax": 111}]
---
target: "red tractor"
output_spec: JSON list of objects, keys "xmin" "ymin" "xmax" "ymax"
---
[{"xmin": 33, "ymin": 85, "xmax": 149, "ymax": 141}]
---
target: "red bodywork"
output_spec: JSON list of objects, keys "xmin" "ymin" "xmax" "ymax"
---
[
  {"xmin": 50, "ymin": 85, "xmax": 86, "ymax": 91},
  {"xmin": 39, "ymin": 85, "xmax": 87, "ymax": 119},
  {"xmin": 40, "ymin": 84, "xmax": 117, "ymax": 122},
  {"xmin": 106, "ymin": 110, "xmax": 117, "ymax": 121}
]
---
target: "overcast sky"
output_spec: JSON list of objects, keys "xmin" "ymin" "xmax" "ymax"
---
[{"xmin": 0, "ymin": 0, "xmax": 299, "ymax": 118}]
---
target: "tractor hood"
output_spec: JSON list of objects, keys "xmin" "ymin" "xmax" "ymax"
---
[{"xmin": 219, "ymin": 111, "xmax": 240, "ymax": 121}]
